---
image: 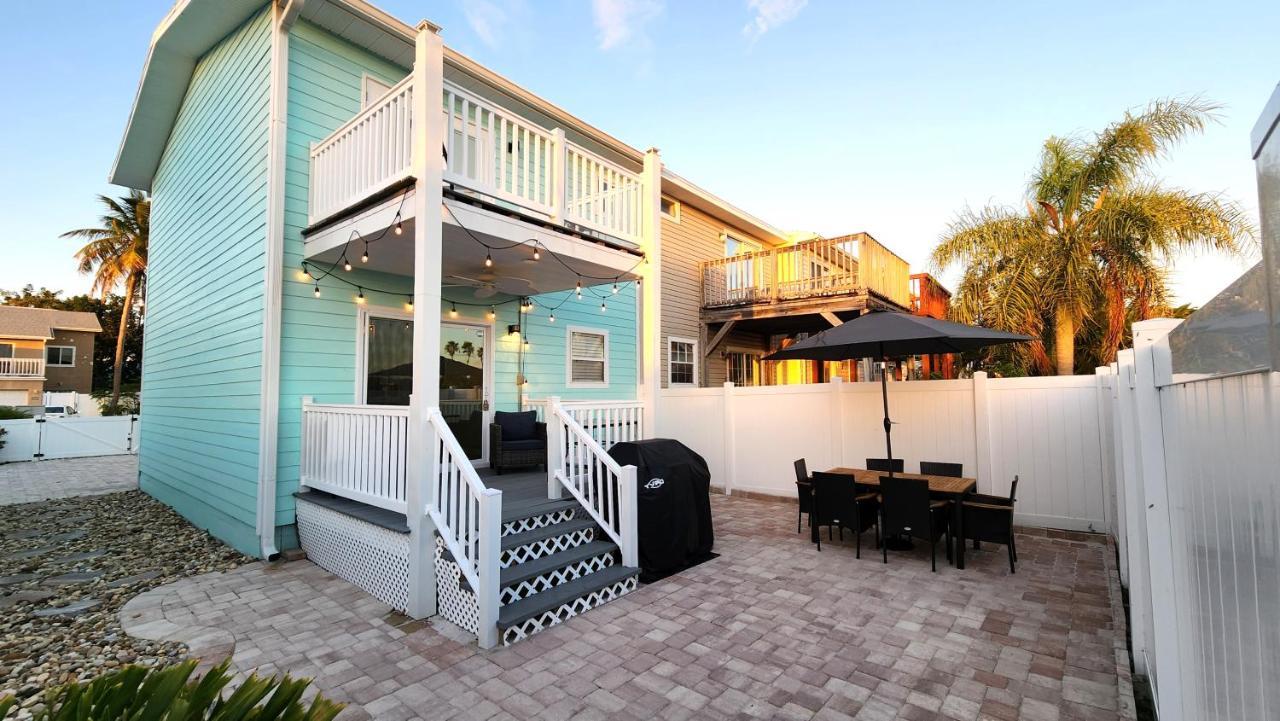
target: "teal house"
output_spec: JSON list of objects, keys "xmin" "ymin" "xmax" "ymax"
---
[{"xmin": 113, "ymin": 0, "xmax": 664, "ymax": 645}]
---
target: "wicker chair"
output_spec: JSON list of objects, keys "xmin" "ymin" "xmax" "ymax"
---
[
  {"xmin": 879, "ymin": 475, "xmax": 951, "ymax": 571},
  {"xmin": 866, "ymin": 457, "xmax": 904, "ymax": 473},
  {"xmin": 961, "ymin": 476, "xmax": 1019, "ymax": 573},
  {"xmin": 919, "ymin": 461, "xmax": 963, "ymax": 478},
  {"xmin": 489, "ymin": 410, "xmax": 546, "ymax": 474},
  {"xmin": 794, "ymin": 459, "xmax": 813, "ymax": 533},
  {"xmin": 811, "ymin": 472, "xmax": 880, "ymax": 558}
]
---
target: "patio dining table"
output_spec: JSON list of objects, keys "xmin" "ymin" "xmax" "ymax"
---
[{"xmin": 820, "ymin": 467, "xmax": 978, "ymax": 569}]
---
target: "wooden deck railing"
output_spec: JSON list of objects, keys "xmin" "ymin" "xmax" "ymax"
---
[
  {"xmin": 701, "ymin": 235, "xmax": 911, "ymax": 309},
  {"xmin": 308, "ymin": 76, "xmax": 645, "ymax": 244}
]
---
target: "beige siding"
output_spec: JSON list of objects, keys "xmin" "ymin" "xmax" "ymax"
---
[
  {"xmin": 44, "ymin": 330, "xmax": 96, "ymax": 393},
  {"xmin": 659, "ymin": 202, "xmax": 771, "ymax": 387}
]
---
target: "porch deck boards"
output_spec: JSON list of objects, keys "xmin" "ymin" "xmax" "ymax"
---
[{"xmin": 478, "ymin": 468, "xmax": 573, "ymax": 523}]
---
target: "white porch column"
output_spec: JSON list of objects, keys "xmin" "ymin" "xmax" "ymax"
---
[
  {"xmin": 638, "ymin": 148, "xmax": 662, "ymax": 437},
  {"xmin": 405, "ymin": 20, "xmax": 445, "ymax": 620}
]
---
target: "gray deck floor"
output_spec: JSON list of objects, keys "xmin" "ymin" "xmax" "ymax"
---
[{"xmin": 478, "ymin": 468, "xmax": 571, "ymax": 522}]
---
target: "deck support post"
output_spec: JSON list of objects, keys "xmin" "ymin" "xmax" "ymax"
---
[
  {"xmin": 405, "ymin": 20, "xmax": 445, "ymax": 620},
  {"xmin": 546, "ymin": 396, "xmax": 564, "ymax": 500},
  {"xmin": 638, "ymin": 149, "xmax": 662, "ymax": 438},
  {"xmin": 476, "ymin": 488, "xmax": 502, "ymax": 648},
  {"xmin": 618, "ymin": 465, "xmax": 639, "ymax": 567}
]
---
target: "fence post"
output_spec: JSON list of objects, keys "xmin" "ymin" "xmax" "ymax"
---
[
  {"xmin": 476, "ymin": 487, "xmax": 502, "ymax": 648},
  {"xmin": 971, "ymin": 371, "xmax": 993, "ymax": 492},
  {"xmin": 722, "ymin": 382, "xmax": 736, "ymax": 495},
  {"xmin": 829, "ymin": 376, "xmax": 845, "ymax": 467},
  {"xmin": 618, "ymin": 464, "xmax": 639, "ymax": 567},
  {"xmin": 546, "ymin": 396, "xmax": 563, "ymax": 499}
]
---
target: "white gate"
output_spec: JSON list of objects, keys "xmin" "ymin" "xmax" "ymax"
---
[{"xmin": 0, "ymin": 416, "xmax": 138, "ymax": 463}]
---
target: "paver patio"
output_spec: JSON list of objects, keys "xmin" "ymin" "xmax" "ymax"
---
[
  {"xmin": 120, "ymin": 493, "xmax": 1135, "ymax": 721},
  {"xmin": 0, "ymin": 455, "xmax": 137, "ymax": 505}
]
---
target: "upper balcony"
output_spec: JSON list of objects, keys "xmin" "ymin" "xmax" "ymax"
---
[
  {"xmin": 699, "ymin": 234, "xmax": 911, "ymax": 327},
  {"xmin": 0, "ymin": 358, "xmax": 44, "ymax": 378},
  {"xmin": 307, "ymin": 76, "xmax": 645, "ymax": 248}
]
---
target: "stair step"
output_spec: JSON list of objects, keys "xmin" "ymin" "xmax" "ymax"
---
[
  {"xmin": 501, "ymin": 517, "xmax": 595, "ymax": 551},
  {"xmin": 501, "ymin": 540, "xmax": 618, "ymax": 589},
  {"xmin": 502, "ymin": 498, "xmax": 579, "ymax": 525},
  {"xmin": 497, "ymin": 564, "xmax": 639, "ymax": 630}
]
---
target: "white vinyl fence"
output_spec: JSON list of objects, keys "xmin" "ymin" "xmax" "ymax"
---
[
  {"xmin": 657, "ymin": 372, "xmax": 1116, "ymax": 533},
  {"xmin": 0, "ymin": 415, "xmax": 138, "ymax": 463}
]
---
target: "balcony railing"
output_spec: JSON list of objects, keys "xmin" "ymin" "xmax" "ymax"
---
[
  {"xmin": 0, "ymin": 358, "xmax": 44, "ymax": 377},
  {"xmin": 701, "ymin": 235, "xmax": 911, "ymax": 310},
  {"xmin": 309, "ymin": 77, "xmax": 644, "ymax": 245}
]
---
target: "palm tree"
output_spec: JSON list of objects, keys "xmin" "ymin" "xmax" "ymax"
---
[
  {"xmin": 932, "ymin": 98, "xmax": 1253, "ymax": 375},
  {"xmin": 62, "ymin": 191, "xmax": 149, "ymax": 409},
  {"xmin": 461, "ymin": 340, "xmax": 475, "ymax": 366},
  {"xmin": 444, "ymin": 340, "xmax": 459, "ymax": 361}
]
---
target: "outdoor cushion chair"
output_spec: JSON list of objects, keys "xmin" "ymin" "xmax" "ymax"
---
[
  {"xmin": 811, "ymin": 471, "xmax": 880, "ymax": 558},
  {"xmin": 489, "ymin": 410, "xmax": 546, "ymax": 474},
  {"xmin": 794, "ymin": 459, "xmax": 813, "ymax": 533},
  {"xmin": 866, "ymin": 457, "xmax": 904, "ymax": 473},
  {"xmin": 919, "ymin": 461, "xmax": 964, "ymax": 478},
  {"xmin": 961, "ymin": 476, "xmax": 1019, "ymax": 573},
  {"xmin": 878, "ymin": 475, "xmax": 952, "ymax": 572}
]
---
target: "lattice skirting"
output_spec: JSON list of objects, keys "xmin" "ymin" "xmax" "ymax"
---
[
  {"xmin": 501, "ymin": 508, "xmax": 577, "ymax": 537},
  {"xmin": 502, "ymin": 575, "xmax": 638, "ymax": 645},
  {"xmin": 500, "ymin": 552, "xmax": 615, "ymax": 605},
  {"xmin": 501, "ymin": 527, "xmax": 595, "ymax": 568},
  {"xmin": 296, "ymin": 499, "xmax": 409, "ymax": 612},
  {"xmin": 436, "ymin": 537, "xmax": 480, "ymax": 636}
]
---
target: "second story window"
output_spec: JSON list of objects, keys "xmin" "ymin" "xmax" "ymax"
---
[
  {"xmin": 46, "ymin": 346, "xmax": 75, "ymax": 367},
  {"xmin": 660, "ymin": 197, "xmax": 681, "ymax": 222}
]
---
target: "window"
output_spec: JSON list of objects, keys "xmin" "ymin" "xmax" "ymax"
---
[
  {"xmin": 46, "ymin": 346, "xmax": 75, "ymax": 367},
  {"xmin": 660, "ymin": 197, "xmax": 681, "ymax": 222},
  {"xmin": 0, "ymin": 343, "xmax": 12, "ymax": 359},
  {"xmin": 568, "ymin": 329, "xmax": 608, "ymax": 386},
  {"xmin": 723, "ymin": 233, "xmax": 759, "ymax": 257},
  {"xmin": 361, "ymin": 74, "xmax": 392, "ymax": 109},
  {"xmin": 668, "ymin": 337, "xmax": 698, "ymax": 386},
  {"xmin": 725, "ymin": 351, "xmax": 761, "ymax": 387}
]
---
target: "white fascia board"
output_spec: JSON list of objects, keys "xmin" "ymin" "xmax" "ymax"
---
[{"xmin": 660, "ymin": 168, "xmax": 788, "ymax": 245}]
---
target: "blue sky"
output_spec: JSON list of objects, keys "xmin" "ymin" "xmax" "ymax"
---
[{"xmin": 2, "ymin": 0, "xmax": 1276, "ymax": 306}]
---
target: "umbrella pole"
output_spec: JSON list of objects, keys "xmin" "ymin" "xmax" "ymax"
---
[{"xmin": 880, "ymin": 347, "xmax": 894, "ymax": 477}]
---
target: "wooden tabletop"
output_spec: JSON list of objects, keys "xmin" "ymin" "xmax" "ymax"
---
[{"xmin": 824, "ymin": 467, "xmax": 977, "ymax": 496}]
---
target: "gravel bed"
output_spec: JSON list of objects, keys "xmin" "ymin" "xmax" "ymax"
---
[{"xmin": 0, "ymin": 490, "xmax": 249, "ymax": 711}]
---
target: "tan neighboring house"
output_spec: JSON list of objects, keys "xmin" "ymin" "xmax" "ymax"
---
[
  {"xmin": 0, "ymin": 307, "xmax": 102, "ymax": 406},
  {"xmin": 658, "ymin": 173, "xmax": 912, "ymax": 388}
]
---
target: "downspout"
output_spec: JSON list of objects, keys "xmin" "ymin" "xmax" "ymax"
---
[{"xmin": 256, "ymin": 0, "xmax": 303, "ymax": 560}]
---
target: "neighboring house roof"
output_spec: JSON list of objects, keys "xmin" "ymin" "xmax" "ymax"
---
[
  {"xmin": 0, "ymin": 307, "xmax": 103, "ymax": 340},
  {"xmin": 110, "ymin": 0, "xmax": 793, "ymax": 248}
]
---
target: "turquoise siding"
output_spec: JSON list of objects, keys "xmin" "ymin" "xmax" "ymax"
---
[
  {"xmin": 141, "ymin": 8, "xmax": 272, "ymax": 557},
  {"xmin": 275, "ymin": 20, "xmax": 408, "ymax": 526}
]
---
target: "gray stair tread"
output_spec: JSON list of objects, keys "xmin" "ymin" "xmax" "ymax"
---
[
  {"xmin": 497, "ymin": 565, "xmax": 639, "ymax": 629},
  {"xmin": 294, "ymin": 490, "xmax": 408, "ymax": 534},
  {"xmin": 500, "ymin": 540, "xmax": 618, "ymax": 587},
  {"xmin": 502, "ymin": 497, "xmax": 579, "ymax": 524},
  {"xmin": 501, "ymin": 517, "xmax": 596, "ymax": 551}
]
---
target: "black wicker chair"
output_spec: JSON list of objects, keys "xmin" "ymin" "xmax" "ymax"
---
[
  {"xmin": 794, "ymin": 459, "xmax": 813, "ymax": 533},
  {"xmin": 879, "ymin": 475, "xmax": 951, "ymax": 571},
  {"xmin": 489, "ymin": 410, "xmax": 546, "ymax": 474},
  {"xmin": 961, "ymin": 476, "xmax": 1019, "ymax": 573},
  {"xmin": 811, "ymin": 472, "xmax": 880, "ymax": 558},
  {"xmin": 866, "ymin": 457, "xmax": 904, "ymax": 473},
  {"xmin": 919, "ymin": 461, "xmax": 963, "ymax": 478}
]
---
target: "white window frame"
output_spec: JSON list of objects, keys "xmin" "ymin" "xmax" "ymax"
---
[
  {"xmin": 722, "ymin": 231, "xmax": 761, "ymax": 258},
  {"xmin": 660, "ymin": 196, "xmax": 681, "ymax": 223},
  {"xmin": 667, "ymin": 336, "xmax": 699, "ymax": 387},
  {"xmin": 45, "ymin": 345, "xmax": 75, "ymax": 368},
  {"xmin": 724, "ymin": 348, "xmax": 762, "ymax": 387},
  {"xmin": 354, "ymin": 305, "xmax": 413, "ymax": 404},
  {"xmin": 361, "ymin": 73, "xmax": 392, "ymax": 109},
  {"xmin": 566, "ymin": 326, "xmax": 610, "ymax": 388}
]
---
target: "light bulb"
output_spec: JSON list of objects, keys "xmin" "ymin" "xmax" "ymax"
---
[
  {"xmin": 548, "ymin": 312, "xmax": 555, "ymax": 323},
  {"xmin": 600, "ymin": 301, "xmax": 606, "ymax": 313},
  {"xmin": 484, "ymin": 252, "xmax": 493, "ymax": 268},
  {"xmin": 394, "ymin": 215, "xmax": 403, "ymax": 235},
  {"xmin": 406, "ymin": 297, "xmax": 414, "ymax": 311},
  {"xmin": 612, "ymin": 282, "xmax": 619, "ymax": 294},
  {"xmin": 356, "ymin": 288, "xmax": 366, "ymax": 304},
  {"xmin": 313, "ymin": 284, "xmax": 321, "ymax": 298},
  {"xmin": 361, "ymin": 244, "xmax": 369, "ymax": 263},
  {"xmin": 343, "ymin": 257, "xmax": 352, "ymax": 272},
  {"xmin": 450, "ymin": 303, "xmax": 458, "ymax": 319},
  {"xmin": 487, "ymin": 306, "xmax": 496, "ymax": 320},
  {"xmin": 532, "ymin": 245, "xmax": 541, "ymax": 261}
]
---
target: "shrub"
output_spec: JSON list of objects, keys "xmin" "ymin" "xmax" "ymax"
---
[
  {"xmin": 91, "ymin": 392, "xmax": 140, "ymax": 416},
  {"xmin": 0, "ymin": 659, "xmax": 343, "ymax": 720},
  {"xmin": 0, "ymin": 406, "xmax": 32, "ymax": 420}
]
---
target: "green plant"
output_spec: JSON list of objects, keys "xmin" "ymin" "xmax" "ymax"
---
[
  {"xmin": 9, "ymin": 659, "xmax": 342, "ymax": 720},
  {"xmin": 91, "ymin": 390, "xmax": 139, "ymax": 416},
  {"xmin": 0, "ymin": 406, "xmax": 32, "ymax": 420}
]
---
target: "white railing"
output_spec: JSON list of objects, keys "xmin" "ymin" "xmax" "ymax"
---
[
  {"xmin": 300, "ymin": 400, "xmax": 410, "ymax": 513},
  {"xmin": 0, "ymin": 358, "xmax": 44, "ymax": 377},
  {"xmin": 563, "ymin": 145, "xmax": 643, "ymax": 243},
  {"xmin": 426, "ymin": 407, "xmax": 501, "ymax": 649},
  {"xmin": 308, "ymin": 76, "xmax": 414, "ymax": 223},
  {"xmin": 546, "ymin": 397, "xmax": 638, "ymax": 567},
  {"xmin": 443, "ymin": 83, "xmax": 556, "ymax": 215},
  {"xmin": 308, "ymin": 77, "xmax": 646, "ymax": 243},
  {"xmin": 522, "ymin": 398, "xmax": 643, "ymax": 450}
]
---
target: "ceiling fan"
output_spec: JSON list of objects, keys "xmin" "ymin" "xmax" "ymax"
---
[{"xmin": 443, "ymin": 273, "xmax": 538, "ymax": 299}]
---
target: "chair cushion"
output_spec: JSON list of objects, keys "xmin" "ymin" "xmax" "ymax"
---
[
  {"xmin": 500, "ymin": 438, "xmax": 545, "ymax": 451},
  {"xmin": 494, "ymin": 410, "xmax": 537, "ymax": 440}
]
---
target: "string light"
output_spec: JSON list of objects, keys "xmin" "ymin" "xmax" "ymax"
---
[
  {"xmin": 575, "ymin": 280, "xmax": 582, "ymax": 299},
  {"xmin": 548, "ymin": 311, "xmax": 555, "ymax": 323},
  {"xmin": 356, "ymin": 287, "xmax": 366, "ymax": 304},
  {"xmin": 612, "ymin": 282, "xmax": 619, "ymax": 294},
  {"xmin": 343, "ymin": 256, "xmax": 352, "ymax": 272},
  {"xmin": 484, "ymin": 252, "xmax": 493, "ymax": 268},
  {"xmin": 487, "ymin": 306, "xmax": 496, "ymax": 321},
  {"xmin": 405, "ymin": 296, "xmax": 414, "ymax": 311},
  {"xmin": 393, "ymin": 212, "xmax": 403, "ymax": 236},
  {"xmin": 313, "ymin": 284, "xmax": 321, "ymax": 298},
  {"xmin": 449, "ymin": 302, "xmax": 458, "ymax": 319},
  {"xmin": 600, "ymin": 300, "xmax": 607, "ymax": 313},
  {"xmin": 361, "ymin": 241, "xmax": 369, "ymax": 263},
  {"xmin": 532, "ymin": 244, "xmax": 541, "ymax": 261}
]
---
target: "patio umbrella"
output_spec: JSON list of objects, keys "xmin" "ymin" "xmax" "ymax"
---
[{"xmin": 764, "ymin": 312, "xmax": 1031, "ymax": 474}]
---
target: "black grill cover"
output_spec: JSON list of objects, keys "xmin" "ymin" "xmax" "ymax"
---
[{"xmin": 609, "ymin": 438, "xmax": 713, "ymax": 581}]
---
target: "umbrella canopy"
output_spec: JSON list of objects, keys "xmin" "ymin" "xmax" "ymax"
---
[
  {"xmin": 765, "ymin": 311, "xmax": 1031, "ymax": 478},
  {"xmin": 764, "ymin": 312, "xmax": 1032, "ymax": 362}
]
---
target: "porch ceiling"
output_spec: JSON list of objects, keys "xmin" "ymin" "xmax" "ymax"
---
[{"xmin": 303, "ymin": 198, "xmax": 642, "ymax": 297}]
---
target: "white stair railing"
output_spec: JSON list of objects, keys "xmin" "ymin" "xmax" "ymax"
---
[
  {"xmin": 546, "ymin": 397, "xmax": 638, "ymax": 567},
  {"xmin": 425, "ymin": 407, "xmax": 501, "ymax": 648},
  {"xmin": 522, "ymin": 398, "xmax": 643, "ymax": 450}
]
